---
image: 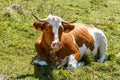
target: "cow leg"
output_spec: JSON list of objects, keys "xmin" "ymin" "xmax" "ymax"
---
[
  {"xmin": 97, "ymin": 37, "xmax": 107, "ymax": 62},
  {"xmin": 58, "ymin": 53, "xmax": 80, "ymax": 69},
  {"xmin": 76, "ymin": 44, "xmax": 87, "ymax": 67},
  {"xmin": 32, "ymin": 39, "xmax": 49, "ymax": 66},
  {"xmin": 67, "ymin": 55, "xmax": 77, "ymax": 69},
  {"xmin": 67, "ymin": 44, "xmax": 87, "ymax": 69},
  {"xmin": 61, "ymin": 56, "xmax": 69, "ymax": 66},
  {"xmin": 32, "ymin": 55, "xmax": 47, "ymax": 66},
  {"xmin": 78, "ymin": 44, "xmax": 88, "ymax": 60},
  {"xmin": 57, "ymin": 56, "xmax": 69, "ymax": 69},
  {"xmin": 67, "ymin": 52, "xmax": 80, "ymax": 69}
]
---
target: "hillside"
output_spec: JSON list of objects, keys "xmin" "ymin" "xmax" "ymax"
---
[{"xmin": 0, "ymin": 0, "xmax": 120, "ymax": 80}]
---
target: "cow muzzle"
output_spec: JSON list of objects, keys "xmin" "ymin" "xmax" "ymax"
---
[{"xmin": 51, "ymin": 41, "xmax": 62, "ymax": 52}]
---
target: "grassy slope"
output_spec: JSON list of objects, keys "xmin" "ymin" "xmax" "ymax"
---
[{"xmin": 0, "ymin": 0, "xmax": 120, "ymax": 80}]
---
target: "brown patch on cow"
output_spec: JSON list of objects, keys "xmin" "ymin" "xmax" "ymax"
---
[
  {"xmin": 35, "ymin": 32, "xmax": 54, "ymax": 64},
  {"xmin": 71, "ymin": 23, "xmax": 94, "ymax": 51},
  {"xmin": 35, "ymin": 34, "xmax": 49, "ymax": 61}
]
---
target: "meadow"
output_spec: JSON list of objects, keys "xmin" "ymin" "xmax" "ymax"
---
[{"xmin": 0, "ymin": 0, "xmax": 120, "ymax": 80}]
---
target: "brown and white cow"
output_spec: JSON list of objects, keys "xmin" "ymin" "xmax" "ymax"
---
[{"xmin": 32, "ymin": 14, "xmax": 107, "ymax": 69}]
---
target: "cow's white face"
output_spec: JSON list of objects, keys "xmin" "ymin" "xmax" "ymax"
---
[
  {"xmin": 33, "ymin": 14, "xmax": 74, "ymax": 52},
  {"xmin": 45, "ymin": 14, "xmax": 63, "ymax": 51}
]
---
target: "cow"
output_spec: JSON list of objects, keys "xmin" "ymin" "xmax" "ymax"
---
[{"xmin": 32, "ymin": 14, "xmax": 107, "ymax": 69}]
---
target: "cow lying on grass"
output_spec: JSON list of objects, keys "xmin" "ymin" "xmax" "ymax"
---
[{"xmin": 32, "ymin": 14, "xmax": 107, "ymax": 69}]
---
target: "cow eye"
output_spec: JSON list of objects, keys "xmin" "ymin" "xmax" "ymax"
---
[{"xmin": 45, "ymin": 28, "xmax": 49, "ymax": 31}]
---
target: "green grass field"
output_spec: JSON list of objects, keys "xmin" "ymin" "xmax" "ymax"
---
[{"xmin": 0, "ymin": 0, "xmax": 120, "ymax": 80}]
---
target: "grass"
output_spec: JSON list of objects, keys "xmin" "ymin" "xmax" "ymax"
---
[{"xmin": 0, "ymin": 0, "xmax": 120, "ymax": 80}]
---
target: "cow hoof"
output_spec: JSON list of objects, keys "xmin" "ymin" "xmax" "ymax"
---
[
  {"xmin": 33, "ymin": 60, "xmax": 48, "ymax": 66},
  {"xmin": 97, "ymin": 59, "xmax": 104, "ymax": 63},
  {"xmin": 67, "ymin": 64, "xmax": 76, "ymax": 71},
  {"xmin": 77, "ymin": 62, "xmax": 85, "ymax": 67}
]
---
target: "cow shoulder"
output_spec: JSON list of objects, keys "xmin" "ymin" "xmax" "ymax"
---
[{"xmin": 70, "ymin": 23, "xmax": 95, "ymax": 51}]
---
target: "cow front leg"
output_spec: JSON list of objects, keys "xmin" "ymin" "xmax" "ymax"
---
[
  {"xmin": 33, "ymin": 39, "xmax": 49, "ymax": 66},
  {"xmin": 67, "ymin": 52, "xmax": 80, "ymax": 69},
  {"xmin": 68, "ymin": 55, "xmax": 77, "ymax": 69},
  {"xmin": 32, "ymin": 55, "xmax": 48, "ymax": 66},
  {"xmin": 57, "ymin": 56, "xmax": 69, "ymax": 69}
]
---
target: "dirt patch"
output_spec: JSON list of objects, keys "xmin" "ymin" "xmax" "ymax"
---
[
  {"xmin": 116, "ymin": 53, "xmax": 120, "ymax": 57},
  {"xmin": 0, "ymin": 74, "xmax": 5, "ymax": 80}
]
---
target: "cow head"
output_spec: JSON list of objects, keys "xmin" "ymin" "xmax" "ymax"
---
[{"xmin": 32, "ymin": 14, "xmax": 74, "ymax": 52}]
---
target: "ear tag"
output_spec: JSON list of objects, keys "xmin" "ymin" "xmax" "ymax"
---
[
  {"xmin": 37, "ymin": 27, "xmax": 42, "ymax": 31},
  {"xmin": 65, "ymin": 29, "xmax": 70, "ymax": 32}
]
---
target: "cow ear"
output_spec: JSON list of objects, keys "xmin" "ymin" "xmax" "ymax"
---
[
  {"xmin": 62, "ymin": 22, "xmax": 74, "ymax": 33},
  {"xmin": 32, "ymin": 21, "xmax": 46, "ymax": 31}
]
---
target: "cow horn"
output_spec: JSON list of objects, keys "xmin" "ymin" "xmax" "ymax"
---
[
  {"xmin": 62, "ymin": 19, "xmax": 77, "ymax": 24},
  {"xmin": 70, "ymin": 19, "xmax": 77, "ymax": 23},
  {"xmin": 32, "ymin": 13, "xmax": 39, "ymax": 20}
]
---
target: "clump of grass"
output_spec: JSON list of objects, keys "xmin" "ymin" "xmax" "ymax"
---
[{"xmin": 81, "ymin": 53, "xmax": 95, "ymax": 65}]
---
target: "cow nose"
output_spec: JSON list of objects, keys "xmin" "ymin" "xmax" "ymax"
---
[
  {"xmin": 51, "ymin": 42, "xmax": 59, "ymax": 48},
  {"xmin": 51, "ymin": 42, "xmax": 61, "ymax": 51},
  {"xmin": 52, "ymin": 43, "xmax": 57, "ymax": 47}
]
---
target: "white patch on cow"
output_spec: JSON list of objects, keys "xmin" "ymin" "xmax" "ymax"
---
[
  {"xmin": 45, "ymin": 14, "xmax": 63, "ymax": 42},
  {"xmin": 88, "ymin": 28, "xmax": 100, "ymax": 55},
  {"xmin": 33, "ymin": 60, "xmax": 47, "ymax": 66},
  {"xmin": 60, "ymin": 54, "xmax": 78, "ymax": 69},
  {"xmin": 88, "ymin": 28, "xmax": 107, "ymax": 62},
  {"xmin": 71, "ymin": 34, "xmax": 76, "ymax": 44},
  {"xmin": 61, "ymin": 56, "xmax": 69, "ymax": 65},
  {"xmin": 68, "ymin": 55, "xmax": 77, "ymax": 69},
  {"xmin": 78, "ymin": 44, "xmax": 88, "ymax": 60}
]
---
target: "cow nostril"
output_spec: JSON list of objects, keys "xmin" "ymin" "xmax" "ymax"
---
[
  {"xmin": 51, "ymin": 43, "xmax": 59, "ymax": 48},
  {"xmin": 51, "ymin": 42, "xmax": 57, "ymax": 47},
  {"xmin": 51, "ymin": 42, "xmax": 62, "ymax": 51},
  {"xmin": 52, "ymin": 43, "xmax": 56, "ymax": 47}
]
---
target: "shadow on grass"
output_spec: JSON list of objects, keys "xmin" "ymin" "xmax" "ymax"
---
[
  {"xmin": 34, "ymin": 65, "xmax": 55, "ymax": 80},
  {"xmin": 15, "ymin": 65, "xmax": 55, "ymax": 80}
]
